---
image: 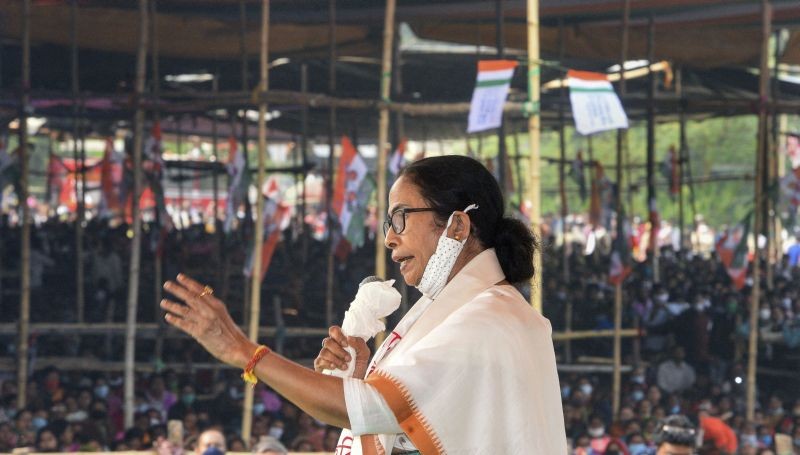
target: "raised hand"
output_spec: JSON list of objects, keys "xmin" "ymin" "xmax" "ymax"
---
[
  {"xmin": 314, "ymin": 325, "xmax": 371, "ymax": 379},
  {"xmin": 160, "ymin": 274, "xmax": 257, "ymax": 369}
]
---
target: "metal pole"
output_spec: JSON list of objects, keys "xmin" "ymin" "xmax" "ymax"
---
[
  {"xmin": 124, "ymin": 0, "xmax": 148, "ymax": 428},
  {"xmin": 70, "ymin": 0, "xmax": 85, "ymax": 323},
  {"xmin": 646, "ymin": 16, "xmax": 659, "ymax": 283},
  {"xmin": 526, "ymin": 0, "xmax": 542, "ymax": 312},
  {"xmin": 375, "ymin": 0, "xmax": 396, "ymax": 283},
  {"xmin": 324, "ymin": 0, "xmax": 337, "ymax": 330},
  {"xmin": 17, "ymin": 0, "xmax": 31, "ymax": 412},
  {"xmin": 748, "ymin": 0, "xmax": 771, "ymax": 422},
  {"xmin": 613, "ymin": 0, "xmax": 631, "ymax": 420},
  {"xmin": 495, "ymin": 0, "xmax": 508, "ymax": 197},
  {"xmin": 242, "ymin": 0, "xmax": 269, "ymax": 445}
]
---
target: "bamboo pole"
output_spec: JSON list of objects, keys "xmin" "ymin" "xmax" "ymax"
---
[
  {"xmin": 212, "ymin": 75, "xmax": 222, "ymax": 284},
  {"xmin": 69, "ymin": 0, "xmax": 86, "ymax": 324},
  {"xmin": 300, "ymin": 62, "xmax": 309, "ymax": 251},
  {"xmin": 16, "ymin": 0, "xmax": 31, "ymax": 412},
  {"xmin": 495, "ymin": 0, "xmax": 508, "ymax": 197},
  {"xmin": 374, "ymin": 0, "xmax": 396, "ymax": 283},
  {"xmin": 70, "ymin": 0, "xmax": 86, "ymax": 322},
  {"xmin": 324, "ymin": 0, "xmax": 336, "ymax": 330},
  {"xmin": 150, "ymin": 0, "xmax": 166, "ymax": 366},
  {"xmin": 526, "ymin": 0, "xmax": 542, "ymax": 312},
  {"xmin": 242, "ymin": 0, "xmax": 269, "ymax": 445},
  {"xmin": 612, "ymin": 0, "xmax": 631, "ymax": 420},
  {"xmin": 646, "ymin": 16, "xmax": 659, "ymax": 283},
  {"xmin": 557, "ymin": 19, "xmax": 568, "ymax": 286},
  {"xmin": 676, "ymin": 68, "xmax": 686, "ymax": 251},
  {"xmin": 124, "ymin": 0, "xmax": 148, "ymax": 429},
  {"xmin": 748, "ymin": 0, "xmax": 771, "ymax": 422}
]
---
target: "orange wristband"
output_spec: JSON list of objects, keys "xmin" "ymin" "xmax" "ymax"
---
[{"xmin": 241, "ymin": 345, "xmax": 270, "ymax": 387}]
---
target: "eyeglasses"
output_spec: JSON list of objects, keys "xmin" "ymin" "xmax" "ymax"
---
[{"xmin": 383, "ymin": 207, "xmax": 436, "ymax": 236}]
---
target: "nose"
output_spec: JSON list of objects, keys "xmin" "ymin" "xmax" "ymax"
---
[{"xmin": 384, "ymin": 226, "xmax": 398, "ymax": 249}]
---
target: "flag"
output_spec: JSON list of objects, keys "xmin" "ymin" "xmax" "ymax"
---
[
  {"xmin": 715, "ymin": 213, "xmax": 751, "ymax": 290},
  {"xmin": 243, "ymin": 195, "xmax": 291, "ymax": 281},
  {"xmin": 332, "ymin": 136, "xmax": 374, "ymax": 249},
  {"xmin": 467, "ymin": 60, "xmax": 518, "ymax": 133},
  {"xmin": 660, "ymin": 145, "xmax": 680, "ymax": 198},
  {"xmin": 388, "ymin": 138, "xmax": 408, "ymax": 181},
  {"xmin": 609, "ymin": 204, "xmax": 632, "ymax": 286},
  {"xmin": 224, "ymin": 136, "xmax": 249, "ymax": 233},
  {"xmin": 569, "ymin": 150, "xmax": 587, "ymax": 201},
  {"xmin": 568, "ymin": 70, "xmax": 629, "ymax": 135}
]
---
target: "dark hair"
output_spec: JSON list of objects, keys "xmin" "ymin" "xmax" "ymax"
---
[
  {"xmin": 399, "ymin": 155, "xmax": 537, "ymax": 283},
  {"xmin": 653, "ymin": 415, "xmax": 697, "ymax": 448}
]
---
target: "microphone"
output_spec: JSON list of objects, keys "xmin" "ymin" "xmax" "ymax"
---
[
  {"xmin": 322, "ymin": 276, "xmax": 401, "ymax": 378},
  {"xmin": 359, "ymin": 275, "xmax": 382, "ymax": 287}
]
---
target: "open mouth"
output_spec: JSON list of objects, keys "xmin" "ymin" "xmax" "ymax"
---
[{"xmin": 395, "ymin": 256, "xmax": 413, "ymax": 270}]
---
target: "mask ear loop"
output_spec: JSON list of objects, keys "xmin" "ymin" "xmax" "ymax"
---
[{"xmin": 444, "ymin": 204, "xmax": 479, "ymax": 241}]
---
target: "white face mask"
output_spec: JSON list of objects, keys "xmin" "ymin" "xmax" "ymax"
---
[{"xmin": 416, "ymin": 204, "xmax": 478, "ymax": 298}]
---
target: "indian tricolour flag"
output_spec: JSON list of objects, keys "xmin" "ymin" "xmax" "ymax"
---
[
  {"xmin": 568, "ymin": 70, "xmax": 629, "ymax": 135},
  {"xmin": 467, "ymin": 60, "xmax": 518, "ymax": 133}
]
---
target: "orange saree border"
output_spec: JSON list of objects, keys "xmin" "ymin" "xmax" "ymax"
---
[{"xmin": 365, "ymin": 370, "xmax": 444, "ymax": 455}]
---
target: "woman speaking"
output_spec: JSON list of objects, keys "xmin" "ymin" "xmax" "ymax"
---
[{"xmin": 161, "ymin": 155, "xmax": 566, "ymax": 454}]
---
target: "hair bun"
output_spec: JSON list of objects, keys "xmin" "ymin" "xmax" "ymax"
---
[{"xmin": 493, "ymin": 217, "xmax": 537, "ymax": 283}]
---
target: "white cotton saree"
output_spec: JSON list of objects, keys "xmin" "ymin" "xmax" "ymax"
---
[{"xmin": 342, "ymin": 249, "xmax": 567, "ymax": 455}]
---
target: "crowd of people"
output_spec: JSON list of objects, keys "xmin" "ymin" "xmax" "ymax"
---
[{"xmin": 1, "ymin": 212, "xmax": 800, "ymax": 453}]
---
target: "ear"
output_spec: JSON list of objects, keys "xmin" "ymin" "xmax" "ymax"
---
[{"xmin": 446, "ymin": 211, "xmax": 471, "ymax": 241}]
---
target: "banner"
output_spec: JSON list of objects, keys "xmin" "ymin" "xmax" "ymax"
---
[
  {"xmin": 333, "ymin": 136, "xmax": 374, "ymax": 249},
  {"xmin": 568, "ymin": 70, "xmax": 629, "ymax": 135},
  {"xmin": 467, "ymin": 60, "xmax": 518, "ymax": 133}
]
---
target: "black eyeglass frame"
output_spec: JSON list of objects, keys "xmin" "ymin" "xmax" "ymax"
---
[{"xmin": 383, "ymin": 207, "xmax": 436, "ymax": 236}]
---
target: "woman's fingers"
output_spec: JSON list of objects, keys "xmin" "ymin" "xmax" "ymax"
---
[
  {"xmin": 176, "ymin": 273, "xmax": 207, "ymax": 294},
  {"xmin": 160, "ymin": 299, "xmax": 190, "ymax": 318},
  {"xmin": 314, "ymin": 350, "xmax": 349, "ymax": 371},
  {"xmin": 328, "ymin": 326, "xmax": 349, "ymax": 348}
]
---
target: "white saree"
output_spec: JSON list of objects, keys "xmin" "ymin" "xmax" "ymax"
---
[{"xmin": 340, "ymin": 248, "xmax": 567, "ymax": 455}]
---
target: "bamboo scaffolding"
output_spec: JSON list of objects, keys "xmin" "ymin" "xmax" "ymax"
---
[
  {"xmin": 123, "ymin": 0, "xmax": 148, "ymax": 429},
  {"xmin": 526, "ymin": 0, "xmax": 542, "ymax": 313},
  {"xmin": 16, "ymin": 0, "xmax": 31, "ymax": 412},
  {"xmin": 612, "ymin": 0, "xmax": 631, "ymax": 420},
  {"xmin": 747, "ymin": 0, "xmax": 771, "ymax": 422},
  {"xmin": 242, "ymin": 0, "xmax": 270, "ymax": 444},
  {"xmin": 374, "ymin": 0, "xmax": 397, "ymax": 284}
]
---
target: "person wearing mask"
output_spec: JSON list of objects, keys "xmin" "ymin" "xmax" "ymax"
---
[
  {"xmin": 195, "ymin": 429, "xmax": 226, "ymax": 455},
  {"xmin": 653, "ymin": 415, "xmax": 697, "ymax": 455},
  {"xmin": 161, "ymin": 156, "xmax": 566, "ymax": 454}
]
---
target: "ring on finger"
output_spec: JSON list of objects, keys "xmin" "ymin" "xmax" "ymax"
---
[{"xmin": 199, "ymin": 285, "xmax": 214, "ymax": 297}]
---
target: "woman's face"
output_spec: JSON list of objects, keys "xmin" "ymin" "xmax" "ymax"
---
[{"xmin": 384, "ymin": 177, "xmax": 443, "ymax": 286}]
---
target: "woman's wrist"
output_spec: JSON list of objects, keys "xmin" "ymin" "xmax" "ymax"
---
[{"xmin": 235, "ymin": 341, "xmax": 262, "ymax": 370}]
